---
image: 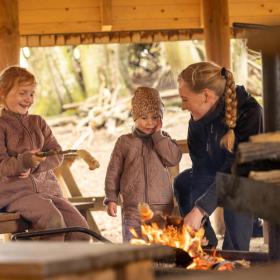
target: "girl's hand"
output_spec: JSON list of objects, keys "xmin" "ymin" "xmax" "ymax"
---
[
  {"xmin": 107, "ymin": 201, "xmax": 117, "ymax": 217},
  {"xmin": 30, "ymin": 149, "xmax": 46, "ymax": 166},
  {"xmin": 18, "ymin": 169, "xmax": 31, "ymax": 178},
  {"xmin": 183, "ymin": 207, "xmax": 205, "ymax": 230},
  {"xmin": 155, "ymin": 118, "xmax": 162, "ymax": 132}
]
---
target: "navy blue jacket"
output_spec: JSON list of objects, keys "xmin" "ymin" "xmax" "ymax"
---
[{"xmin": 190, "ymin": 86, "xmax": 263, "ymax": 215}]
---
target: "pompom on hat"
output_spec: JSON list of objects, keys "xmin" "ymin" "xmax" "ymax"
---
[{"xmin": 131, "ymin": 87, "xmax": 164, "ymax": 121}]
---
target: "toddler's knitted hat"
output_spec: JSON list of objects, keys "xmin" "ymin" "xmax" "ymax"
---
[{"xmin": 131, "ymin": 87, "xmax": 164, "ymax": 121}]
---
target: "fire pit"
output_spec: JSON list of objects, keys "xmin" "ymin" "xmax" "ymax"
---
[{"xmin": 131, "ymin": 203, "xmax": 260, "ymax": 273}]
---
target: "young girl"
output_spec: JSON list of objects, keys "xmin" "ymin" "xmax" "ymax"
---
[
  {"xmin": 104, "ymin": 87, "xmax": 182, "ymax": 242},
  {"xmin": 174, "ymin": 62, "xmax": 263, "ymax": 250},
  {"xmin": 0, "ymin": 66, "xmax": 89, "ymax": 241}
]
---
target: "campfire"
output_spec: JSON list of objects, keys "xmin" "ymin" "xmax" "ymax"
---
[{"xmin": 130, "ymin": 203, "xmax": 250, "ymax": 271}]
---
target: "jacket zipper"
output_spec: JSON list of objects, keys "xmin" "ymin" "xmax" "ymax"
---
[
  {"xmin": 16, "ymin": 116, "xmax": 37, "ymax": 192},
  {"xmin": 207, "ymin": 123, "xmax": 214, "ymax": 153},
  {"xmin": 142, "ymin": 142, "xmax": 149, "ymax": 204}
]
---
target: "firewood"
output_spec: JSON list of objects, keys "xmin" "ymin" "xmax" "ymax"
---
[
  {"xmin": 249, "ymin": 170, "xmax": 280, "ymax": 185},
  {"xmin": 250, "ymin": 131, "xmax": 280, "ymax": 143},
  {"xmin": 237, "ymin": 142, "xmax": 280, "ymax": 164}
]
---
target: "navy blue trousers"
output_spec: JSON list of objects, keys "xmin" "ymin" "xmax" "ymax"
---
[{"xmin": 174, "ymin": 169, "xmax": 253, "ymax": 251}]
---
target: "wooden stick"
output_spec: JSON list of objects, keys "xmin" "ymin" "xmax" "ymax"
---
[{"xmin": 36, "ymin": 150, "xmax": 77, "ymax": 157}]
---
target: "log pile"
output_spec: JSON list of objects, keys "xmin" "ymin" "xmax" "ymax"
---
[
  {"xmin": 217, "ymin": 131, "xmax": 280, "ymax": 225},
  {"xmin": 233, "ymin": 131, "xmax": 280, "ymax": 185}
]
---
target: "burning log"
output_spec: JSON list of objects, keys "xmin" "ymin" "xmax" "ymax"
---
[{"xmin": 130, "ymin": 203, "xmax": 250, "ymax": 271}]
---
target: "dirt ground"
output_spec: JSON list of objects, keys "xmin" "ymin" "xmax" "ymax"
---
[{"xmin": 50, "ymin": 109, "xmax": 268, "ymax": 252}]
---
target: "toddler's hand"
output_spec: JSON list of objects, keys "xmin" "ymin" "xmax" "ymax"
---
[
  {"xmin": 107, "ymin": 201, "xmax": 117, "ymax": 217},
  {"xmin": 18, "ymin": 169, "xmax": 31, "ymax": 178},
  {"xmin": 155, "ymin": 118, "xmax": 162, "ymax": 132}
]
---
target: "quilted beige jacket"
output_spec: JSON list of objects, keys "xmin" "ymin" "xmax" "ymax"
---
[
  {"xmin": 0, "ymin": 109, "xmax": 63, "ymax": 209},
  {"xmin": 105, "ymin": 130, "xmax": 182, "ymax": 207}
]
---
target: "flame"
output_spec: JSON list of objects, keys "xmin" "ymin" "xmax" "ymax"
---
[{"xmin": 130, "ymin": 203, "xmax": 247, "ymax": 271}]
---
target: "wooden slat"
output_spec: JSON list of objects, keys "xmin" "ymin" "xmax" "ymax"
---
[
  {"xmin": 229, "ymin": 1, "xmax": 280, "ymax": 17},
  {"xmin": 20, "ymin": 22, "xmax": 101, "ymax": 35},
  {"xmin": 54, "ymin": 164, "xmax": 82, "ymax": 197},
  {"xmin": 0, "ymin": 213, "xmax": 29, "ymax": 234},
  {"xmin": 117, "ymin": 260, "xmax": 153, "ymax": 280},
  {"xmin": 112, "ymin": 18, "xmax": 201, "ymax": 30},
  {"xmin": 40, "ymin": 35, "xmax": 55, "ymax": 46},
  {"xmin": 113, "ymin": 0, "xmax": 198, "ymax": 6},
  {"xmin": 53, "ymin": 268, "xmax": 116, "ymax": 280},
  {"xmin": 112, "ymin": 4, "xmax": 200, "ymax": 20},
  {"xmin": 0, "ymin": 212, "xmax": 20, "ymax": 222},
  {"xmin": 230, "ymin": 15, "xmax": 280, "ymax": 25},
  {"xmin": 19, "ymin": 0, "xmax": 100, "ymax": 10},
  {"xmin": 176, "ymin": 139, "xmax": 188, "ymax": 154},
  {"xmin": 101, "ymin": 0, "xmax": 113, "ymax": 31},
  {"xmin": 20, "ymin": 8, "xmax": 100, "ymax": 24},
  {"xmin": 0, "ymin": 243, "xmax": 174, "ymax": 279},
  {"xmin": 72, "ymin": 201, "xmax": 94, "ymax": 212},
  {"xmin": 27, "ymin": 35, "xmax": 40, "ymax": 46}
]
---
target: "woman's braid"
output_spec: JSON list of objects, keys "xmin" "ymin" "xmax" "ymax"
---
[{"xmin": 220, "ymin": 68, "xmax": 237, "ymax": 152}]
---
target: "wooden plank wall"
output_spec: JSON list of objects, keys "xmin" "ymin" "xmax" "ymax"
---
[
  {"xmin": 18, "ymin": 0, "xmax": 201, "ymax": 35},
  {"xmin": 18, "ymin": 0, "xmax": 280, "ymax": 47},
  {"xmin": 229, "ymin": 0, "xmax": 280, "ymax": 26}
]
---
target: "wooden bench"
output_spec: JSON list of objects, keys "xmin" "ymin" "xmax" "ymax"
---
[
  {"xmin": 0, "ymin": 201, "xmax": 95, "ymax": 238},
  {"xmin": 0, "ymin": 212, "xmax": 29, "ymax": 235},
  {"xmin": 0, "ymin": 151, "xmax": 100, "ymax": 239},
  {"xmin": 54, "ymin": 153, "xmax": 104, "ymax": 232}
]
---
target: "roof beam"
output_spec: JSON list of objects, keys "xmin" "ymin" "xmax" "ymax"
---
[{"xmin": 100, "ymin": 0, "xmax": 112, "ymax": 32}]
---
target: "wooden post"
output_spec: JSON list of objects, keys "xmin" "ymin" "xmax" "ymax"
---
[
  {"xmin": 0, "ymin": 0, "xmax": 20, "ymax": 71},
  {"xmin": 201, "ymin": 0, "xmax": 231, "ymax": 68},
  {"xmin": 201, "ymin": 0, "xmax": 231, "ymax": 236},
  {"xmin": 262, "ymin": 51, "xmax": 280, "ymax": 261}
]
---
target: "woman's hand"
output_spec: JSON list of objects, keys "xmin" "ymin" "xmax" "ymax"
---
[
  {"xmin": 107, "ymin": 201, "xmax": 117, "ymax": 217},
  {"xmin": 18, "ymin": 169, "xmax": 31, "ymax": 178},
  {"xmin": 184, "ymin": 207, "xmax": 205, "ymax": 230}
]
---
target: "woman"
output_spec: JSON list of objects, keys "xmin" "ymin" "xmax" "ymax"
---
[{"xmin": 174, "ymin": 62, "xmax": 263, "ymax": 250}]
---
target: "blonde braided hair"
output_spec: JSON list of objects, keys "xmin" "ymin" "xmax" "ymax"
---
[
  {"xmin": 178, "ymin": 62, "xmax": 237, "ymax": 152},
  {"xmin": 220, "ymin": 67, "xmax": 237, "ymax": 152}
]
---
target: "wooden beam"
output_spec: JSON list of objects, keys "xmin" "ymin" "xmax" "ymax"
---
[
  {"xmin": 0, "ymin": 0, "xmax": 20, "ymax": 71},
  {"xmin": 100, "ymin": 0, "xmax": 112, "ymax": 31},
  {"xmin": 202, "ymin": 0, "xmax": 230, "ymax": 68}
]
